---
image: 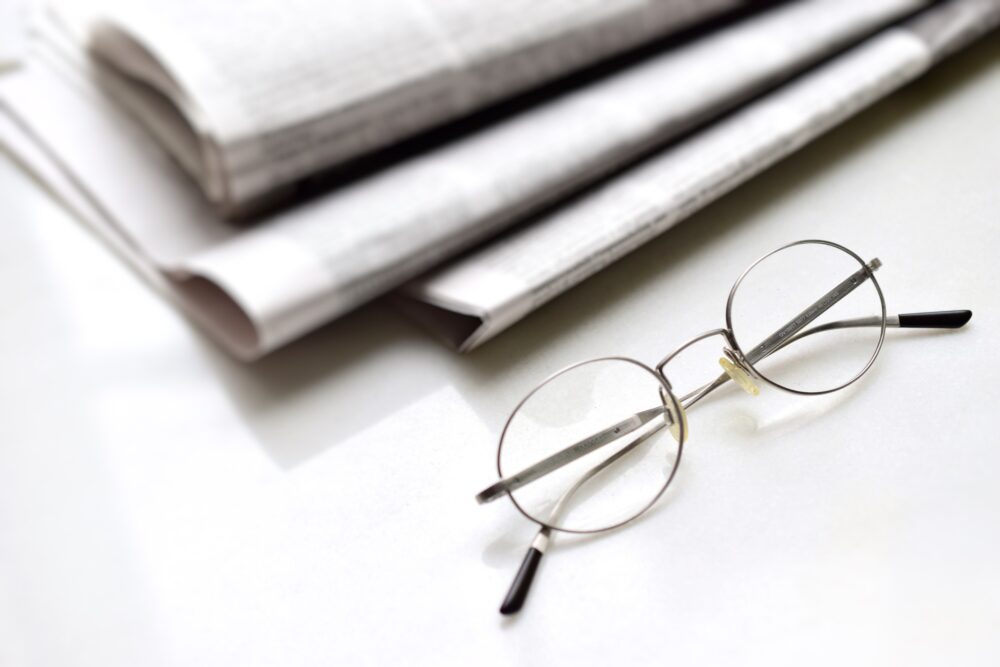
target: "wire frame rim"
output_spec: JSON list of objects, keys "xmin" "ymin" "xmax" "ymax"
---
[
  {"xmin": 723, "ymin": 239, "xmax": 888, "ymax": 396},
  {"xmin": 496, "ymin": 355, "xmax": 686, "ymax": 535}
]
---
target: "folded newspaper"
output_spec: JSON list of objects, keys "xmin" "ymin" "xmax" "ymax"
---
[
  {"xmin": 53, "ymin": 0, "xmax": 747, "ymax": 213},
  {"xmin": 1, "ymin": 0, "xmax": 997, "ymax": 359}
]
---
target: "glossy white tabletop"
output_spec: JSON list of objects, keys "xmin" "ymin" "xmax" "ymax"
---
[{"xmin": 2, "ymin": 36, "xmax": 999, "ymax": 667}]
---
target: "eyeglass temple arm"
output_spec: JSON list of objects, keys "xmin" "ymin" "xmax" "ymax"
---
[
  {"xmin": 779, "ymin": 309, "xmax": 972, "ymax": 344},
  {"xmin": 475, "ymin": 405, "xmax": 670, "ymax": 504},
  {"xmin": 743, "ymin": 258, "xmax": 881, "ymax": 366},
  {"xmin": 682, "ymin": 309, "xmax": 973, "ymax": 407},
  {"xmin": 500, "ymin": 423, "xmax": 661, "ymax": 615}
]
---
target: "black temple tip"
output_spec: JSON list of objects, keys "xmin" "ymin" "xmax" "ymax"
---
[
  {"xmin": 476, "ymin": 480, "xmax": 506, "ymax": 505},
  {"xmin": 897, "ymin": 310, "xmax": 972, "ymax": 329},
  {"xmin": 500, "ymin": 547, "xmax": 543, "ymax": 615}
]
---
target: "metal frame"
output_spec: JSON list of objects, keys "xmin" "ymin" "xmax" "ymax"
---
[{"xmin": 477, "ymin": 238, "xmax": 971, "ymax": 615}]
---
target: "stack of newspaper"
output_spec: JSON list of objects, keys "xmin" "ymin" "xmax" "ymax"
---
[{"xmin": 1, "ymin": 0, "xmax": 997, "ymax": 359}]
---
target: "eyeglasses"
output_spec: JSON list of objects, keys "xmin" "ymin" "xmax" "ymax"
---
[{"xmin": 475, "ymin": 239, "xmax": 971, "ymax": 615}]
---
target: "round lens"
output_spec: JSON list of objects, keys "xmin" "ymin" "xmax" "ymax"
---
[
  {"xmin": 498, "ymin": 357, "xmax": 684, "ymax": 533},
  {"xmin": 727, "ymin": 241, "xmax": 885, "ymax": 394}
]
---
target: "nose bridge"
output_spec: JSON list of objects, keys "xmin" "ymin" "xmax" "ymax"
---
[
  {"xmin": 655, "ymin": 327, "xmax": 732, "ymax": 383},
  {"xmin": 657, "ymin": 327, "xmax": 761, "ymax": 407}
]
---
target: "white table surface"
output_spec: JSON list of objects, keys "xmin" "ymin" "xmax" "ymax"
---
[{"xmin": 2, "ymin": 36, "xmax": 999, "ymax": 667}]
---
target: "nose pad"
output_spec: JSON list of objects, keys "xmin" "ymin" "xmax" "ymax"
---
[
  {"xmin": 719, "ymin": 356, "xmax": 760, "ymax": 396},
  {"xmin": 668, "ymin": 400, "xmax": 688, "ymax": 443},
  {"xmin": 659, "ymin": 388, "xmax": 689, "ymax": 444}
]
